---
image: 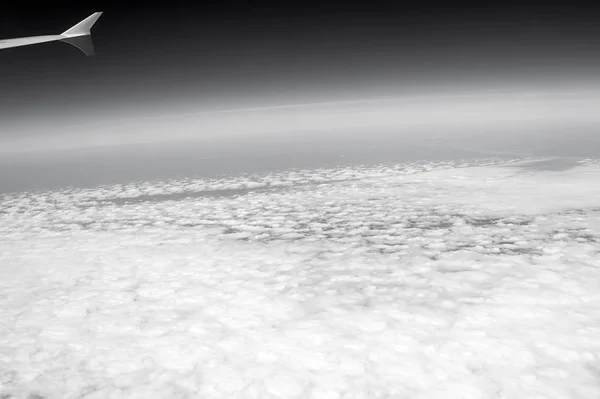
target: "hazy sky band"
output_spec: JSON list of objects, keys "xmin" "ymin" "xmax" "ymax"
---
[{"xmin": 2, "ymin": 88, "xmax": 600, "ymax": 155}]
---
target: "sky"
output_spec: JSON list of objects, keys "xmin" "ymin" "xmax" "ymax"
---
[
  {"xmin": 2, "ymin": 2, "xmax": 600, "ymax": 191},
  {"xmin": 3, "ymin": 2, "xmax": 600, "ymax": 122}
]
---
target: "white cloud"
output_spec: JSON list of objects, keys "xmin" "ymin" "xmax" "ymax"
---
[{"xmin": 1, "ymin": 158, "xmax": 600, "ymax": 398}]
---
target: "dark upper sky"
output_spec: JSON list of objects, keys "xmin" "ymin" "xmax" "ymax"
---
[{"xmin": 2, "ymin": 1, "xmax": 600, "ymax": 125}]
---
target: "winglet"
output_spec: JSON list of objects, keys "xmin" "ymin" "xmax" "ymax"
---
[{"xmin": 61, "ymin": 12, "xmax": 103, "ymax": 38}]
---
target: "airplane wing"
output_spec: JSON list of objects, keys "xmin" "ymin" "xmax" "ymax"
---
[{"xmin": 0, "ymin": 12, "xmax": 103, "ymax": 55}]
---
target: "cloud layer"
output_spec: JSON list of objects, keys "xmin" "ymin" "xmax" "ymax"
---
[{"xmin": 1, "ymin": 157, "xmax": 600, "ymax": 398}]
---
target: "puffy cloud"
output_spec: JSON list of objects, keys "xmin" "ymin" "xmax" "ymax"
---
[{"xmin": 1, "ymin": 157, "xmax": 600, "ymax": 398}]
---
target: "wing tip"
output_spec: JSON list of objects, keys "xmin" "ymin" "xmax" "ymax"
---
[{"xmin": 61, "ymin": 11, "xmax": 103, "ymax": 37}]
